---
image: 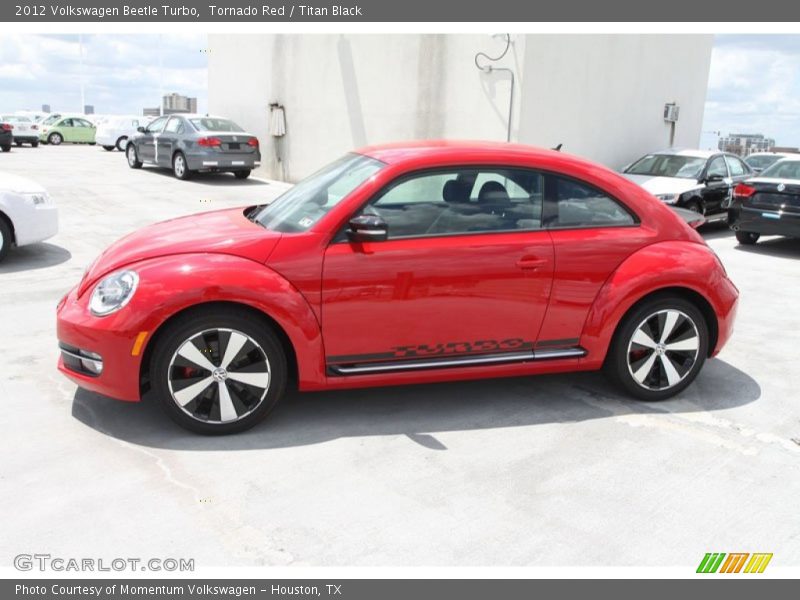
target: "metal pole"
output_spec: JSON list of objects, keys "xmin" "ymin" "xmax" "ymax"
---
[
  {"xmin": 79, "ymin": 34, "xmax": 85, "ymax": 113},
  {"xmin": 158, "ymin": 35, "xmax": 164, "ymax": 116}
]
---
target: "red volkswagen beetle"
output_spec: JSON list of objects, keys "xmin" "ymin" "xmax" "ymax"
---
[{"xmin": 57, "ymin": 142, "xmax": 739, "ymax": 434}]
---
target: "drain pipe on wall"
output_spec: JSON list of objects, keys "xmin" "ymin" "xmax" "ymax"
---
[{"xmin": 474, "ymin": 34, "xmax": 514, "ymax": 143}]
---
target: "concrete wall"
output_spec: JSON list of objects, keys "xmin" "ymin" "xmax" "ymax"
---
[
  {"xmin": 209, "ymin": 34, "xmax": 712, "ymax": 181},
  {"xmin": 518, "ymin": 35, "xmax": 713, "ymax": 170}
]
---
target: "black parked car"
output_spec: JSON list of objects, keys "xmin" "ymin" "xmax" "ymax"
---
[
  {"xmin": 0, "ymin": 121, "xmax": 13, "ymax": 152},
  {"xmin": 622, "ymin": 149, "xmax": 753, "ymax": 222},
  {"xmin": 730, "ymin": 158, "xmax": 800, "ymax": 244}
]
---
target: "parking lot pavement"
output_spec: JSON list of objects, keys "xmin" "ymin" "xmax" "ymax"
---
[{"xmin": 1, "ymin": 144, "xmax": 799, "ymax": 568}]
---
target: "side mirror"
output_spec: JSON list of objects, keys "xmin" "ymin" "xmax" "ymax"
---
[
  {"xmin": 346, "ymin": 214, "xmax": 388, "ymax": 243},
  {"xmin": 137, "ymin": 126, "xmax": 146, "ymax": 133},
  {"xmin": 705, "ymin": 173, "xmax": 724, "ymax": 184}
]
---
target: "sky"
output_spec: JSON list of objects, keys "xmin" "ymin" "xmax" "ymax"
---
[
  {"xmin": 0, "ymin": 34, "xmax": 208, "ymax": 116},
  {"xmin": 1, "ymin": 33, "xmax": 800, "ymax": 149}
]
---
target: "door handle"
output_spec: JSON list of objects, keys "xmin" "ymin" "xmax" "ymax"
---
[{"xmin": 516, "ymin": 256, "xmax": 547, "ymax": 270}]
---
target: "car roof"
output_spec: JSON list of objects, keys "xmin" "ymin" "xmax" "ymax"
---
[
  {"xmin": 747, "ymin": 151, "xmax": 800, "ymax": 157},
  {"xmin": 356, "ymin": 140, "xmax": 591, "ymax": 167},
  {"xmin": 642, "ymin": 148, "xmax": 718, "ymax": 159}
]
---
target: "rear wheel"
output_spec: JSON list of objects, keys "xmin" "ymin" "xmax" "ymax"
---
[
  {"xmin": 150, "ymin": 308, "xmax": 287, "ymax": 435},
  {"xmin": 0, "ymin": 145, "xmax": 10, "ymax": 153},
  {"xmin": 605, "ymin": 295, "xmax": 709, "ymax": 401},
  {"xmin": 126, "ymin": 144, "xmax": 142, "ymax": 169},
  {"xmin": 685, "ymin": 199, "xmax": 704, "ymax": 215},
  {"xmin": 15, "ymin": 141, "xmax": 22, "ymax": 147},
  {"xmin": 234, "ymin": 169, "xmax": 251, "ymax": 180},
  {"xmin": 736, "ymin": 230, "xmax": 760, "ymax": 245},
  {"xmin": 0, "ymin": 217, "xmax": 12, "ymax": 262},
  {"xmin": 102, "ymin": 145, "xmax": 115, "ymax": 151},
  {"xmin": 31, "ymin": 141, "xmax": 39, "ymax": 148},
  {"xmin": 48, "ymin": 132, "xmax": 62, "ymax": 145},
  {"xmin": 173, "ymin": 152, "xmax": 191, "ymax": 180}
]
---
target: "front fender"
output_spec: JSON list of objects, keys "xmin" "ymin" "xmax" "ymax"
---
[
  {"xmin": 580, "ymin": 241, "xmax": 738, "ymax": 367},
  {"xmin": 121, "ymin": 253, "xmax": 325, "ymax": 390}
]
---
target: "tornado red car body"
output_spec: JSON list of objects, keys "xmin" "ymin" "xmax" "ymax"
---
[{"xmin": 57, "ymin": 141, "xmax": 738, "ymax": 403}]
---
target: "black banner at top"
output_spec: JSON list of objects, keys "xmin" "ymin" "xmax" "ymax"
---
[{"xmin": 1, "ymin": 0, "xmax": 796, "ymax": 22}]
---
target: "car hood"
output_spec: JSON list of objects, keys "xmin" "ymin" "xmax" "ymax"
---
[
  {"xmin": 622, "ymin": 174, "xmax": 702, "ymax": 195},
  {"xmin": 0, "ymin": 172, "xmax": 47, "ymax": 194},
  {"xmin": 79, "ymin": 207, "xmax": 281, "ymax": 294}
]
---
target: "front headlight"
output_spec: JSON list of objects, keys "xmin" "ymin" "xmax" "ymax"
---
[
  {"xmin": 22, "ymin": 192, "xmax": 51, "ymax": 206},
  {"xmin": 89, "ymin": 270, "xmax": 139, "ymax": 316},
  {"xmin": 655, "ymin": 193, "xmax": 680, "ymax": 205}
]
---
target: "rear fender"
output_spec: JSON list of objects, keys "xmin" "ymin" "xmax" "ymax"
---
[{"xmin": 579, "ymin": 241, "xmax": 730, "ymax": 367}]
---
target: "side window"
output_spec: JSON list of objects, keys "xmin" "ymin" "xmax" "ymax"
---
[
  {"xmin": 147, "ymin": 117, "xmax": 167, "ymax": 133},
  {"xmin": 59, "ymin": 119, "xmax": 73, "ymax": 127},
  {"xmin": 362, "ymin": 168, "xmax": 544, "ymax": 239},
  {"xmin": 725, "ymin": 156, "xmax": 747, "ymax": 177},
  {"xmin": 706, "ymin": 156, "xmax": 728, "ymax": 178},
  {"xmin": 546, "ymin": 177, "xmax": 635, "ymax": 228},
  {"xmin": 164, "ymin": 118, "xmax": 182, "ymax": 134},
  {"xmin": 76, "ymin": 119, "xmax": 92, "ymax": 127}
]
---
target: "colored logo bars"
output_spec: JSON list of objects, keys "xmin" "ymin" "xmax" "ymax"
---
[{"xmin": 696, "ymin": 553, "xmax": 773, "ymax": 573}]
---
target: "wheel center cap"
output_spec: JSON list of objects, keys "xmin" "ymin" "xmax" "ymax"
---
[
  {"xmin": 212, "ymin": 367, "xmax": 228, "ymax": 382},
  {"xmin": 655, "ymin": 343, "xmax": 666, "ymax": 356}
]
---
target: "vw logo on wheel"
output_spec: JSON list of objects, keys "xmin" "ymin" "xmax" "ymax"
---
[{"xmin": 777, "ymin": 183, "xmax": 786, "ymax": 192}]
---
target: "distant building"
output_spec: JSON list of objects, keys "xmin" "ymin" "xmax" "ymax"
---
[
  {"xmin": 719, "ymin": 133, "xmax": 775, "ymax": 157},
  {"xmin": 771, "ymin": 145, "xmax": 800, "ymax": 154},
  {"xmin": 41, "ymin": 104, "xmax": 51, "ymax": 113},
  {"xmin": 143, "ymin": 107, "xmax": 160, "ymax": 117},
  {"xmin": 162, "ymin": 93, "xmax": 197, "ymax": 114},
  {"xmin": 84, "ymin": 105, "xmax": 94, "ymax": 115}
]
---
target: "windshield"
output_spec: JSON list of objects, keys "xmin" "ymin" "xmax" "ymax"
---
[
  {"xmin": 759, "ymin": 160, "xmax": 800, "ymax": 180},
  {"xmin": 254, "ymin": 154, "xmax": 385, "ymax": 233},
  {"xmin": 189, "ymin": 117, "xmax": 244, "ymax": 132},
  {"xmin": 625, "ymin": 154, "xmax": 707, "ymax": 179},
  {"xmin": 41, "ymin": 114, "xmax": 61, "ymax": 125},
  {"xmin": 746, "ymin": 154, "xmax": 784, "ymax": 171},
  {"xmin": 2, "ymin": 116, "xmax": 30, "ymax": 123}
]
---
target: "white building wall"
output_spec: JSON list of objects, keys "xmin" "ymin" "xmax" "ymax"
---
[
  {"xmin": 209, "ymin": 34, "xmax": 711, "ymax": 181},
  {"xmin": 517, "ymin": 35, "xmax": 713, "ymax": 170}
]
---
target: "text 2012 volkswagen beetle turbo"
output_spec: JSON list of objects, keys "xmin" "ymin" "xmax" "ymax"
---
[{"xmin": 56, "ymin": 142, "xmax": 739, "ymax": 435}]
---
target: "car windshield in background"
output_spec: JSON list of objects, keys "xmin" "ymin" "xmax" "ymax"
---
[
  {"xmin": 254, "ymin": 154, "xmax": 384, "ymax": 233},
  {"xmin": 189, "ymin": 118, "xmax": 244, "ymax": 132},
  {"xmin": 746, "ymin": 155, "xmax": 783, "ymax": 171},
  {"xmin": 41, "ymin": 114, "xmax": 61, "ymax": 125},
  {"xmin": 625, "ymin": 154, "xmax": 707, "ymax": 179},
  {"xmin": 2, "ymin": 116, "xmax": 31, "ymax": 123},
  {"xmin": 759, "ymin": 160, "xmax": 800, "ymax": 180}
]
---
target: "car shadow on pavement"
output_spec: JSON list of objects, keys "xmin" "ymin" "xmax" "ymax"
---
[
  {"xmin": 699, "ymin": 223, "xmax": 734, "ymax": 240},
  {"xmin": 734, "ymin": 236, "xmax": 800, "ymax": 259},
  {"xmin": 0, "ymin": 242, "xmax": 71, "ymax": 274},
  {"xmin": 143, "ymin": 167, "xmax": 270, "ymax": 186},
  {"xmin": 71, "ymin": 358, "xmax": 760, "ymax": 452}
]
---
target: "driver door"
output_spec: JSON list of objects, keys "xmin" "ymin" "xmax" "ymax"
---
[
  {"xmin": 139, "ymin": 116, "xmax": 167, "ymax": 163},
  {"xmin": 321, "ymin": 167, "xmax": 555, "ymax": 373}
]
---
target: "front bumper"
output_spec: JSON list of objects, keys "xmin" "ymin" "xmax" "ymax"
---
[
  {"xmin": 186, "ymin": 151, "xmax": 260, "ymax": 171},
  {"xmin": 730, "ymin": 206, "xmax": 800, "ymax": 238},
  {"xmin": 15, "ymin": 203, "xmax": 58, "ymax": 247},
  {"xmin": 56, "ymin": 285, "xmax": 145, "ymax": 402}
]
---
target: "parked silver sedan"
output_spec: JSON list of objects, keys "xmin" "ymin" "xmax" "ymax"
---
[{"xmin": 125, "ymin": 114, "xmax": 261, "ymax": 180}]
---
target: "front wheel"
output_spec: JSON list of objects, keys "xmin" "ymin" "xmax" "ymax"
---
[
  {"xmin": 126, "ymin": 144, "xmax": 142, "ymax": 169},
  {"xmin": 234, "ymin": 169, "xmax": 251, "ymax": 180},
  {"xmin": 0, "ymin": 217, "xmax": 12, "ymax": 262},
  {"xmin": 115, "ymin": 136, "xmax": 127, "ymax": 151},
  {"xmin": 736, "ymin": 230, "xmax": 760, "ymax": 245},
  {"xmin": 605, "ymin": 296, "xmax": 709, "ymax": 401},
  {"xmin": 150, "ymin": 308, "xmax": 287, "ymax": 435},
  {"xmin": 48, "ymin": 132, "xmax": 63, "ymax": 145},
  {"xmin": 173, "ymin": 152, "xmax": 192, "ymax": 180}
]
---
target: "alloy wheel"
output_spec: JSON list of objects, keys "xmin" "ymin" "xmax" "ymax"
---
[
  {"xmin": 127, "ymin": 146, "xmax": 136, "ymax": 166},
  {"xmin": 167, "ymin": 328, "xmax": 271, "ymax": 424},
  {"xmin": 626, "ymin": 309, "xmax": 700, "ymax": 391},
  {"xmin": 174, "ymin": 155, "xmax": 186, "ymax": 178}
]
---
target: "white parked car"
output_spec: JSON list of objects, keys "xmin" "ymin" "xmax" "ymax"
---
[
  {"xmin": 744, "ymin": 151, "xmax": 800, "ymax": 174},
  {"xmin": 0, "ymin": 172, "xmax": 59, "ymax": 262},
  {"xmin": 96, "ymin": 115, "xmax": 151, "ymax": 151},
  {"xmin": 1, "ymin": 115, "xmax": 40, "ymax": 147}
]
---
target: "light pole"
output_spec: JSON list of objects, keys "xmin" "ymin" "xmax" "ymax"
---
[{"xmin": 79, "ymin": 34, "xmax": 85, "ymax": 113}]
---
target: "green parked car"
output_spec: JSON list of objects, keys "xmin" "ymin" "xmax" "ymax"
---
[{"xmin": 39, "ymin": 117, "xmax": 96, "ymax": 146}]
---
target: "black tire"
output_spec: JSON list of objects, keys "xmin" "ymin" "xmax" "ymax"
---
[
  {"xmin": 0, "ymin": 145, "xmax": 10, "ymax": 153},
  {"xmin": 685, "ymin": 199, "xmax": 704, "ymax": 215},
  {"xmin": 126, "ymin": 144, "xmax": 142, "ymax": 169},
  {"xmin": 172, "ymin": 151, "xmax": 192, "ymax": 180},
  {"xmin": 604, "ymin": 295, "xmax": 709, "ymax": 401},
  {"xmin": 31, "ymin": 141, "xmax": 39, "ymax": 148},
  {"xmin": 0, "ymin": 217, "xmax": 12, "ymax": 262},
  {"xmin": 150, "ymin": 307, "xmax": 287, "ymax": 435},
  {"xmin": 234, "ymin": 169, "xmax": 251, "ymax": 180},
  {"xmin": 115, "ymin": 136, "xmax": 127, "ymax": 151},
  {"xmin": 736, "ymin": 230, "xmax": 760, "ymax": 245},
  {"xmin": 48, "ymin": 132, "xmax": 62, "ymax": 145},
  {"xmin": 15, "ymin": 141, "xmax": 22, "ymax": 147},
  {"xmin": 102, "ymin": 145, "xmax": 115, "ymax": 151},
  {"xmin": 89, "ymin": 142, "xmax": 96, "ymax": 146}
]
